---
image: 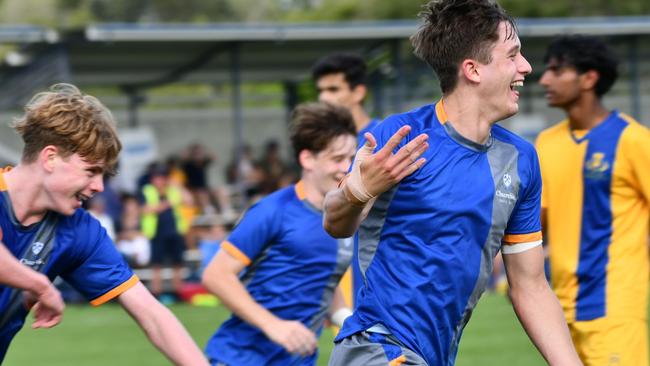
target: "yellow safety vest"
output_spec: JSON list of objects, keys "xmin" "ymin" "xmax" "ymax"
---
[{"xmin": 141, "ymin": 184, "xmax": 188, "ymax": 239}]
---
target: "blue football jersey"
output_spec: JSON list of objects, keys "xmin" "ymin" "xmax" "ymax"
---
[
  {"xmin": 205, "ymin": 182, "xmax": 353, "ymax": 366},
  {"xmin": 336, "ymin": 102, "xmax": 542, "ymax": 366},
  {"xmin": 0, "ymin": 169, "xmax": 137, "ymax": 361}
]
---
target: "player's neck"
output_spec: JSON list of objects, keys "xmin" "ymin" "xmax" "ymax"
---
[
  {"xmin": 2, "ymin": 165, "xmax": 48, "ymax": 226},
  {"xmin": 441, "ymin": 94, "xmax": 493, "ymax": 145},
  {"xmin": 298, "ymin": 177, "xmax": 325, "ymax": 210},
  {"xmin": 351, "ymin": 106, "xmax": 371, "ymax": 133},
  {"xmin": 565, "ymin": 95, "xmax": 610, "ymax": 131}
]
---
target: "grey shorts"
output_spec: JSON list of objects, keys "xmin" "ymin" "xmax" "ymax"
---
[{"xmin": 328, "ymin": 331, "xmax": 427, "ymax": 366}]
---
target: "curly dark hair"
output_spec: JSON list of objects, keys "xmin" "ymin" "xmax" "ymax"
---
[
  {"xmin": 543, "ymin": 35, "xmax": 619, "ymax": 97},
  {"xmin": 311, "ymin": 53, "xmax": 367, "ymax": 89}
]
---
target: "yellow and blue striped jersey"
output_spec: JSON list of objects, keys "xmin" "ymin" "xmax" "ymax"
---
[{"xmin": 536, "ymin": 111, "xmax": 650, "ymax": 322}]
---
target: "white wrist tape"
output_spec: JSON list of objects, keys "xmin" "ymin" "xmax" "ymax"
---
[
  {"xmin": 345, "ymin": 143, "xmax": 376, "ymax": 203},
  {"xmin": 331, "ymin": 307, "xmax": 353, "ymax": 328}
]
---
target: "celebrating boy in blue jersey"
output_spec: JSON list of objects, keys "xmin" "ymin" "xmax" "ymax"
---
[
  {"xmin": 0, "ymin": 84, "xmax": 208, "ymax": 365},
  {"xmin": 323, "ymin": 0, "xmax": 582, "ymax": 365},
  {"xmin": 202, "ymin": 102, "xmax": 357, "ymax": 366},
  {"xmin": 312, "ymin": 53, "xmax": 380, "ymax": 308},
  {"xmin": 537, "ymin": 35, "xmax": 650, "ymax": 366}
]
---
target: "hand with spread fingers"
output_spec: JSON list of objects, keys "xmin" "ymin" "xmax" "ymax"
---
[{"xmin": 343, "ymin": 125, "xmax": 429, "ymax": 206}]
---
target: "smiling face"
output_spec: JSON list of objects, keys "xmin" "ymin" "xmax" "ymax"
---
[
  {"xmin": 477, "ymin": 21, "xmax": 532, "ymax": 121},
  {"xmin": 302, "ymin": 134, "xmax": 356, "ymax": 198},
  {"xmin": 43, "ymin": 151, "xmax": 105, "ymax": 216}
]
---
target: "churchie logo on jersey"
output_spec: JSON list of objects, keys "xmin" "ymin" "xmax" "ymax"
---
[
  {"xmin": 495, "ymin": 172, "xmax": 517, "ymax": 203},
  {"xmin": 585, "ymin": 152, "xmax": 610, "ymax": 180}
]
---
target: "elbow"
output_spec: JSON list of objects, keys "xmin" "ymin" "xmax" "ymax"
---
[{"xmin": 323, "ymin": 217, "xmax": 353, "ymax": 238}]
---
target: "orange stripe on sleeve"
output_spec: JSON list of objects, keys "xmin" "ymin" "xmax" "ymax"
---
[
  {"xmin": 221, "ymin": 240, "xmax": 251, "ymax": 266},
  {"xmin": 90, "ymin": 274, "xmax": 139, "ymax": 306},
  {"xmin": 503, "ymin": 231, "xmax": 542, "ymax": 245},
  {"xmin": 389, "ymin": 355, "xmax": 407, "ymax": 366}
]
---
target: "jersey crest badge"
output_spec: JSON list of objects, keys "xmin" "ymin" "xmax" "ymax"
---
[
  {"xmin": 585, "ymin": 152, "xmax": 610, "ymax": 180},
  {"xmin": 31, "ymin": 242, "xmax": 44, "ymax": 256}
]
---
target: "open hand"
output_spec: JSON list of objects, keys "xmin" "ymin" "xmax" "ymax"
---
[{"xmin": 345, "ymin": 125, "xmax": 428, "ymax": 203}]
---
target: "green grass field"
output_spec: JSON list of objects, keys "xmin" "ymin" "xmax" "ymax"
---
[{"xmin": 4, "ymin": 293, "xmax": 545, "ymax": 365}]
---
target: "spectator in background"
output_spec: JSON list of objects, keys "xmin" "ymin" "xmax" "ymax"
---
[
  {"xmin": 182, "ymin": 142, "xmax": 216, "ymax": 212},
  {"xmin": 86, "ymin": 195, "xmax": 116, "ymax": 241},
  {"xmin": 312, "ymin": 53, "xmax": 382, "ymax": 309},
  {"xmin": 191, "ymin": 214, "xmax": 227, "ymax": 277},
  {"xmin": 139, "ymin": 163, "xmax": 189, "ymax": 299},
  {"xmin": 116, "ymin": 194, "xmax": 151, "ymax": 268},
  {"xmin": 537, "ymin": 35, "xmax": 650, "ymax": 366},
  {"xmin": 226, "ymin": 144, "xmax": 264, "ymax": 204},
  {"xmin": 258, "ymin": 139, "xmax": 289, "ymax": 194},
  {"xmin": 97, "ymin": 175, "xmax": 122, "ymax": 227}
]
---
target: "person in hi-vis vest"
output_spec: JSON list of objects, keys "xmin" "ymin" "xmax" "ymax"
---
[{"xmin": 140, "ymin": 163, "xmax": 189, "ymax": 298}]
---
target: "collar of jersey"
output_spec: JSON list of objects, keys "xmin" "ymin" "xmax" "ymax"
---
[
  {"xmin": 568, "ymin": 110, "xmax": 618, "ymax": 144},
  {"xmin": 435, "ymin": 100, "xmax": 493, "ymax": 152}
]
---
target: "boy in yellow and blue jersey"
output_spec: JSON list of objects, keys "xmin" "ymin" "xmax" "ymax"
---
[
  {"xmin": 537, "ymin": 35, "xmax": 650, "ymax": 366},
  {"xmin": 202, "ymin": 102, "xmax": 357, "ymax": 366}
]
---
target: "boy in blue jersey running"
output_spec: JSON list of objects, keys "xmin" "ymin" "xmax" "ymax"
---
[
  {"xmin": 312, "ymin": 53, "xmax": 380, "ymax": 308},
  {"xmin": 202, "ymin": 102, "xmax": 357, "ymax": 366},
  {"xmin": 0, "ymin": 84, "xmax": 208, "ymax": 365},
  {"xmin": 323, "ymin": 0, "xmax": 582, "ymax": 365}
]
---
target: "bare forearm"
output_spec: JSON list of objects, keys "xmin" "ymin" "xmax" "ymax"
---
[
  {"xmin": 510, "ymin": 281, "xmax": 582, "ymax": 366},
  {"xmin": 142, "ymin": 305, "xmax": 208, "ymax": 365},
  {"xmin": 119, "ymin": 284, "xmax": 208, "ymax": 365},
  {"xmin": 203, "ymin": 272, "xmax": 280, "ymax": 334},
  {"xmin": 323, "ymin": 189, "xmax": 365, "ymax": 238}
]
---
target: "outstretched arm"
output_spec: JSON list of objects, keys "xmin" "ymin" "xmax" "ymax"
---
[
  {"xmin": 323, "ymin": 126, "xmax": 428, "ymax": 237},
  {"xmin": 117, "ymin": 282, "xmax": 209, "ymax": 366},
  {"xmin": 503, "ymin": 246, "xmax": 582, "ymax": 366},
  {"xmin": 202, "ymin": 250, "xmax": 317, "ymax": 357},
  {"xmin": 0, "ymin": 242, "xmax": 64, "ymax": 328}
]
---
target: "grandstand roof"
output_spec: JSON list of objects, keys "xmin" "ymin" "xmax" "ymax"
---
[{"xmin": 1, "ymin": 16, "xmax": 649, "ymax": 89}]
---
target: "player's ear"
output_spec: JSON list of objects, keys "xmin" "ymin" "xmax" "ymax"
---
[
  {"xmin": 579, "ymin": 70, "xmax": 599, "ymax": 92},
  {"xmin": 298, "ymin": 149, "xmax": 316, "ymax": 171},
  {"xmin": 39, "ymin": 145, "xmax": 59, "ymax": 172},
  {"xmin": 461, "ymin": 59, "xmax": 481, "ymax": 84},
  {"xmin": 351, "ymin": 84, "xmax": 367, "ymax": 104}
]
